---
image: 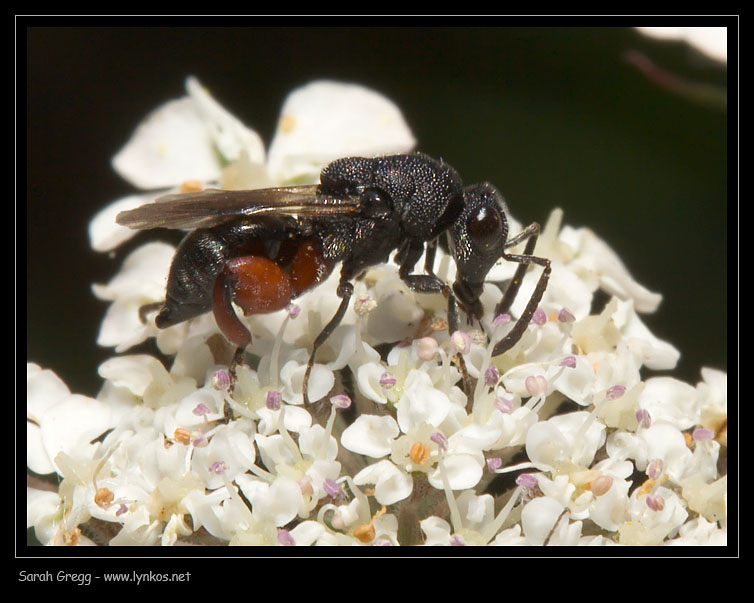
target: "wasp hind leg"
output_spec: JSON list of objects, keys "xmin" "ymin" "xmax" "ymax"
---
[
  {"xmin": 210, "ymin": 272, "xmax": 255, "ymax": 421},
  {"xmin": 302, "ymin": 277, "xmax": 354, "ymax": 406}
]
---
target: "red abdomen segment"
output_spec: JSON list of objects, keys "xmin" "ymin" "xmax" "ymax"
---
[
  {"xmin": 224, "ymin": 256, "xmax": 293, "ymax": 315},
  {"xmin": 212, "ymin": 237, "xmax": 334, "ymax": 349},
  {"xmin": 289, "ymin": 238, "xmax": 334, "ymax": 297}
]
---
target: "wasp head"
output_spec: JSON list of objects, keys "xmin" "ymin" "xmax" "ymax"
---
[{"xmin": 449, "ymin": 183, "xmax": 509, "ymax": 319}]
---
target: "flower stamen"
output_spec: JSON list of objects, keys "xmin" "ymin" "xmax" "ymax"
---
[{"xmin": 410, "ymin": 441, "xmax": 431, "ymax": 465}]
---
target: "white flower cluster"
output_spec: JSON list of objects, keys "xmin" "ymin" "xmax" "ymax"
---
[{"xmin": 27, "ymin": 78, "xmax": 727, "ymax": 546}]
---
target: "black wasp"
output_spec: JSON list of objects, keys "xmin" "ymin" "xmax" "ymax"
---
[{"xmin": 116, "ymin": 153, "xmax": 551, "ymax": 405}]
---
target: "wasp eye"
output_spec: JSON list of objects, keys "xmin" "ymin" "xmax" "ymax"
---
[{"xmin": 467, "ymin": 206, "xmax": 502, "ymax": 250}]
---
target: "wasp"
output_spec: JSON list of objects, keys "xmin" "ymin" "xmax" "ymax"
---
[{"xmin": 116, "ymin": 153, "xmax": 551, "ymax": 405}]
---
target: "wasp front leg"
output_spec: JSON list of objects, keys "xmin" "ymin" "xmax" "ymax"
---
[
  {"xmin": 495, "ymin": 222, "xmax": 542, "ymax": 317},
  {"xmin": 492, "ymin": 223, "xmax": 551, "ymax": 356},
  {"xmin": 397, "ymin": 240, "xmax": 473, "ymax": 396}
]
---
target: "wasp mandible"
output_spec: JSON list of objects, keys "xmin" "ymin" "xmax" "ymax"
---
[{"xmin": 116, "ymin": 153, "xmax": 551, "ymax": 405}]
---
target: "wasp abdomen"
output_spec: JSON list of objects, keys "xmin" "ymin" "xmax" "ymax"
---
[
  {"xmin": 222, "ymin": 256, "xmax": 293, "ymax": 315},
  {"xmin": 210, "ymin": 234, "xmax": 334, "ymax": 349},
  {"xmin": 155, "ymin": 228, "xmax": 230, "ymax": 328},
  {"xmin": 219, "ymin": 237, "xmax": 334, "ymax": 316},
  {"xmin": 289, "ymin": 238, "xmax": 335, "ymax": 296}
]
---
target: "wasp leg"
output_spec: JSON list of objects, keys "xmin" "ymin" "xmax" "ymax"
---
[
  {"xmin": 398, "ymin": 241, "xmax": 473, "ymax": 396},
  {"xmin": 492, "ymin": 223, "xmax": 551, "ymax": 356},
  {"xmin": 402, "ymin": 272, "xmax": 473, "ymax": 395},
  {"xmin": 426, "ymin": 237, "xmax": 478, "ymax": 329},
  {"xmin": 219, "ymin": 346, "xmax": 249, "ymax": 422},
  {"xmin": 423, "ymin": 237, "xmax": 438, "ymax": 277},
  {"xmin": 495, "ymin": 222, "xmax": 541, "ymax": 317},
  {"xmin": 397, "ymin": 240, "xmax": 459, "ymax": 329},
  {"xmin": 302, "ymin": 277, "xmax": 354, "ymax": 406},
  {"xmin": 211, "ymin": 272, "xmax": 254, "ymax": 421}
]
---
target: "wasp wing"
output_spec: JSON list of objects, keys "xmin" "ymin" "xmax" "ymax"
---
[{"xmin": 116, "ymin": 186, "xmax": 361, "ymax": 230}]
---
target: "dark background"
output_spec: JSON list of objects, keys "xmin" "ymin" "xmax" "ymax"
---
[{"xmin": 25, "ymin": 24, "xmax": 731, "ymax": 399}]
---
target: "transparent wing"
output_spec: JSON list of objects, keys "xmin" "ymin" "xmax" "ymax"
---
[{"xmin": 116, "ymin": 185, "xmax": 361, "ymax": 230}]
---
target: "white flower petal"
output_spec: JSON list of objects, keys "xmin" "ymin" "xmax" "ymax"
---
[
  {"xmin": 420, "ymin": 516, "xmax": 452, "ymax": 545},
  {"xmin": 289, "ymin": 520, "xmax": 326, "ymax": 545},
  {"xmin": 192, "ymin": 423, "xmax": 256, "ymax": 489},
  {"xmin": 372, "ymin": 513, "xmax": 399, "ymax": 544},
  {"xmin": 27, "ymin": 364, "xmax": 70, "ymax": 420},
  {"xmin": 280, "ymin": 360, "xmax": 334, "ymax": 405},
  {"xmin": 94, "ymin": 298, "xmax": 151, "ymax": 351},
  {"xmin": 521, "ymin": 496, "xmax": 565, "ymax": 546},
  {"xmin": 89, "ymin": 193, "xmax": 158, "ymax": 252},
  {"xmin": 669, "ymin": 517, "xmax": 727, "ymax": 546},
  {"xmin": 548, "ymin": 411, "xmax": 606, "ymax": 467},
  {"xmin": 546, "ymin": 515, "xmax": 583, "ymax": 546},
  {"xmin": 170, "ymin": 338, "xmax": 215, "ymax": 384},
  {"xmin": 39, "ymin": 394, "xmax": 112, "ymax": 473},
  {"xmin": 489, "ymin": 525, "xmax": 527, "ymax": 546},
  {"xmin": 341, "ymin": 414, "xmax": 399, "ymax": 458},
  {"xmin": 396, "ymin": 369, "xmax": 451, "ymax": 432},
  {"xmin": 26, "ymin": 487, "xmax": 62, "ymax": 528},
  {"xmin": 450, "ymin": 422, "xmax": 503, "ymax": 452},
  {"xmin": 256, "ymin": 404, "xmax": 313, "ymax": 437},
  {"xmin": 589, "ymin": 477, "xmax": 631, "ymax": 532},
  {"xmin": 366, "ymin": 280, "xmax": 424, "ymax": 344},
  {"xmin": 640, "ymin": 424, "xmax": 693, "ymax": 481},
  {"xmin": 324, "ymin": 326, "xmax": 359, "ymax": 371},
  {"xmin": 173, "ymin": 388, "xmax": 225, "ymax": 425},
  {"xmin": 625, "ymin": 486, "xmax": 689, "ymax": 545},
  {"xmin": 526, "ymin": 420, "xmax": 570, "ymax": 471},
  {"xmin": 538, "ymin": 260, "xmax": 595, "ymax": 319},
  {"xmin": 112, "ymin": 96, "xmax": 224, "ymax": 189},
  {"xmin": 428, "ymin": 453, "xmax": 484, "ymax": 490},
  {"xmin": 613, "ymin": 299, "xmax": 680, "ymax": 370},
  {"xmin": 356, "ymin": 362, "xmax": 390, "ymax": 404},
  {"xmin": 697, "ymin": 367, "xmax": 727, "ymax": 410},
  {"xmin": 92, "ymin": 242, "xmax": 174, "ymax": 302},
  {"xmin": 305, "ymin": 459, "xmax": 342, "ymax": 500},
  {"xmin": 237, "ymin": 475, "xmax": 302, "ymax": 527},
  {"xmin": 550, "ymin": 355, "xmax": 600, "ymax": 406},
  {"xmin": 577, "ymin": 228, "xmax": 663, "ymax": 313},
  {"xmin": 27, "ymin": 422, "xmax": 56, "ymax": 475},
  {"xmin": 636, "ymin": 27, "xmax": 727, "ymax": 63},
  {"xmin": 98, "ymin": 355, "xmax": 169, "ymax": 397},
  {"xmin": 501, "ymin": 362, "xmax": 554, "ymax": 398},
  {"xmin": 280, "ymin": 405, "xmax": 313, "ymax": 433},
  {"xmin": 255, "ymin": 434, "xmax": 297, "ymax": 470},
  {"xmin": 456, "ymin": 490, "xmax": 495, "ymax": 531},
  {"xmin": 219, "ymin": 150, "xmax": 272, "ymax": 190},
  {"xmin": 161, "ymin": 513, "xmax": 193, "ymax": 546},
  {"xmin": 27, "ymin": 487, "xmax": 63, "ymax": 544},
  {"xmin": 639, "ymin": 376, "xmax": 699, "ymax": 430},
  {"xmin": 679, "ymin": 475, "xmax": 726, "ymax": 523},
  {"xmin": 267, "ymin": 80, "xmax": 416, "ymax": 183},
  {"xmin": 298, "ymin": 424, "xmax": 338, "ymax": 462},
  {"xmin": 185, "ymin": 76, "xmax": 266, "ymax": 165},
  {"xmin": 354, "ymin": 460, "xmax": 413, "ymax": 505},
  {"xmin": 538, "ymin": 474, "xmax": 577, "ymax": 508},
  {"xmin": 182, "ymin": 489, "xmax": 235, "ymax": 541}
]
